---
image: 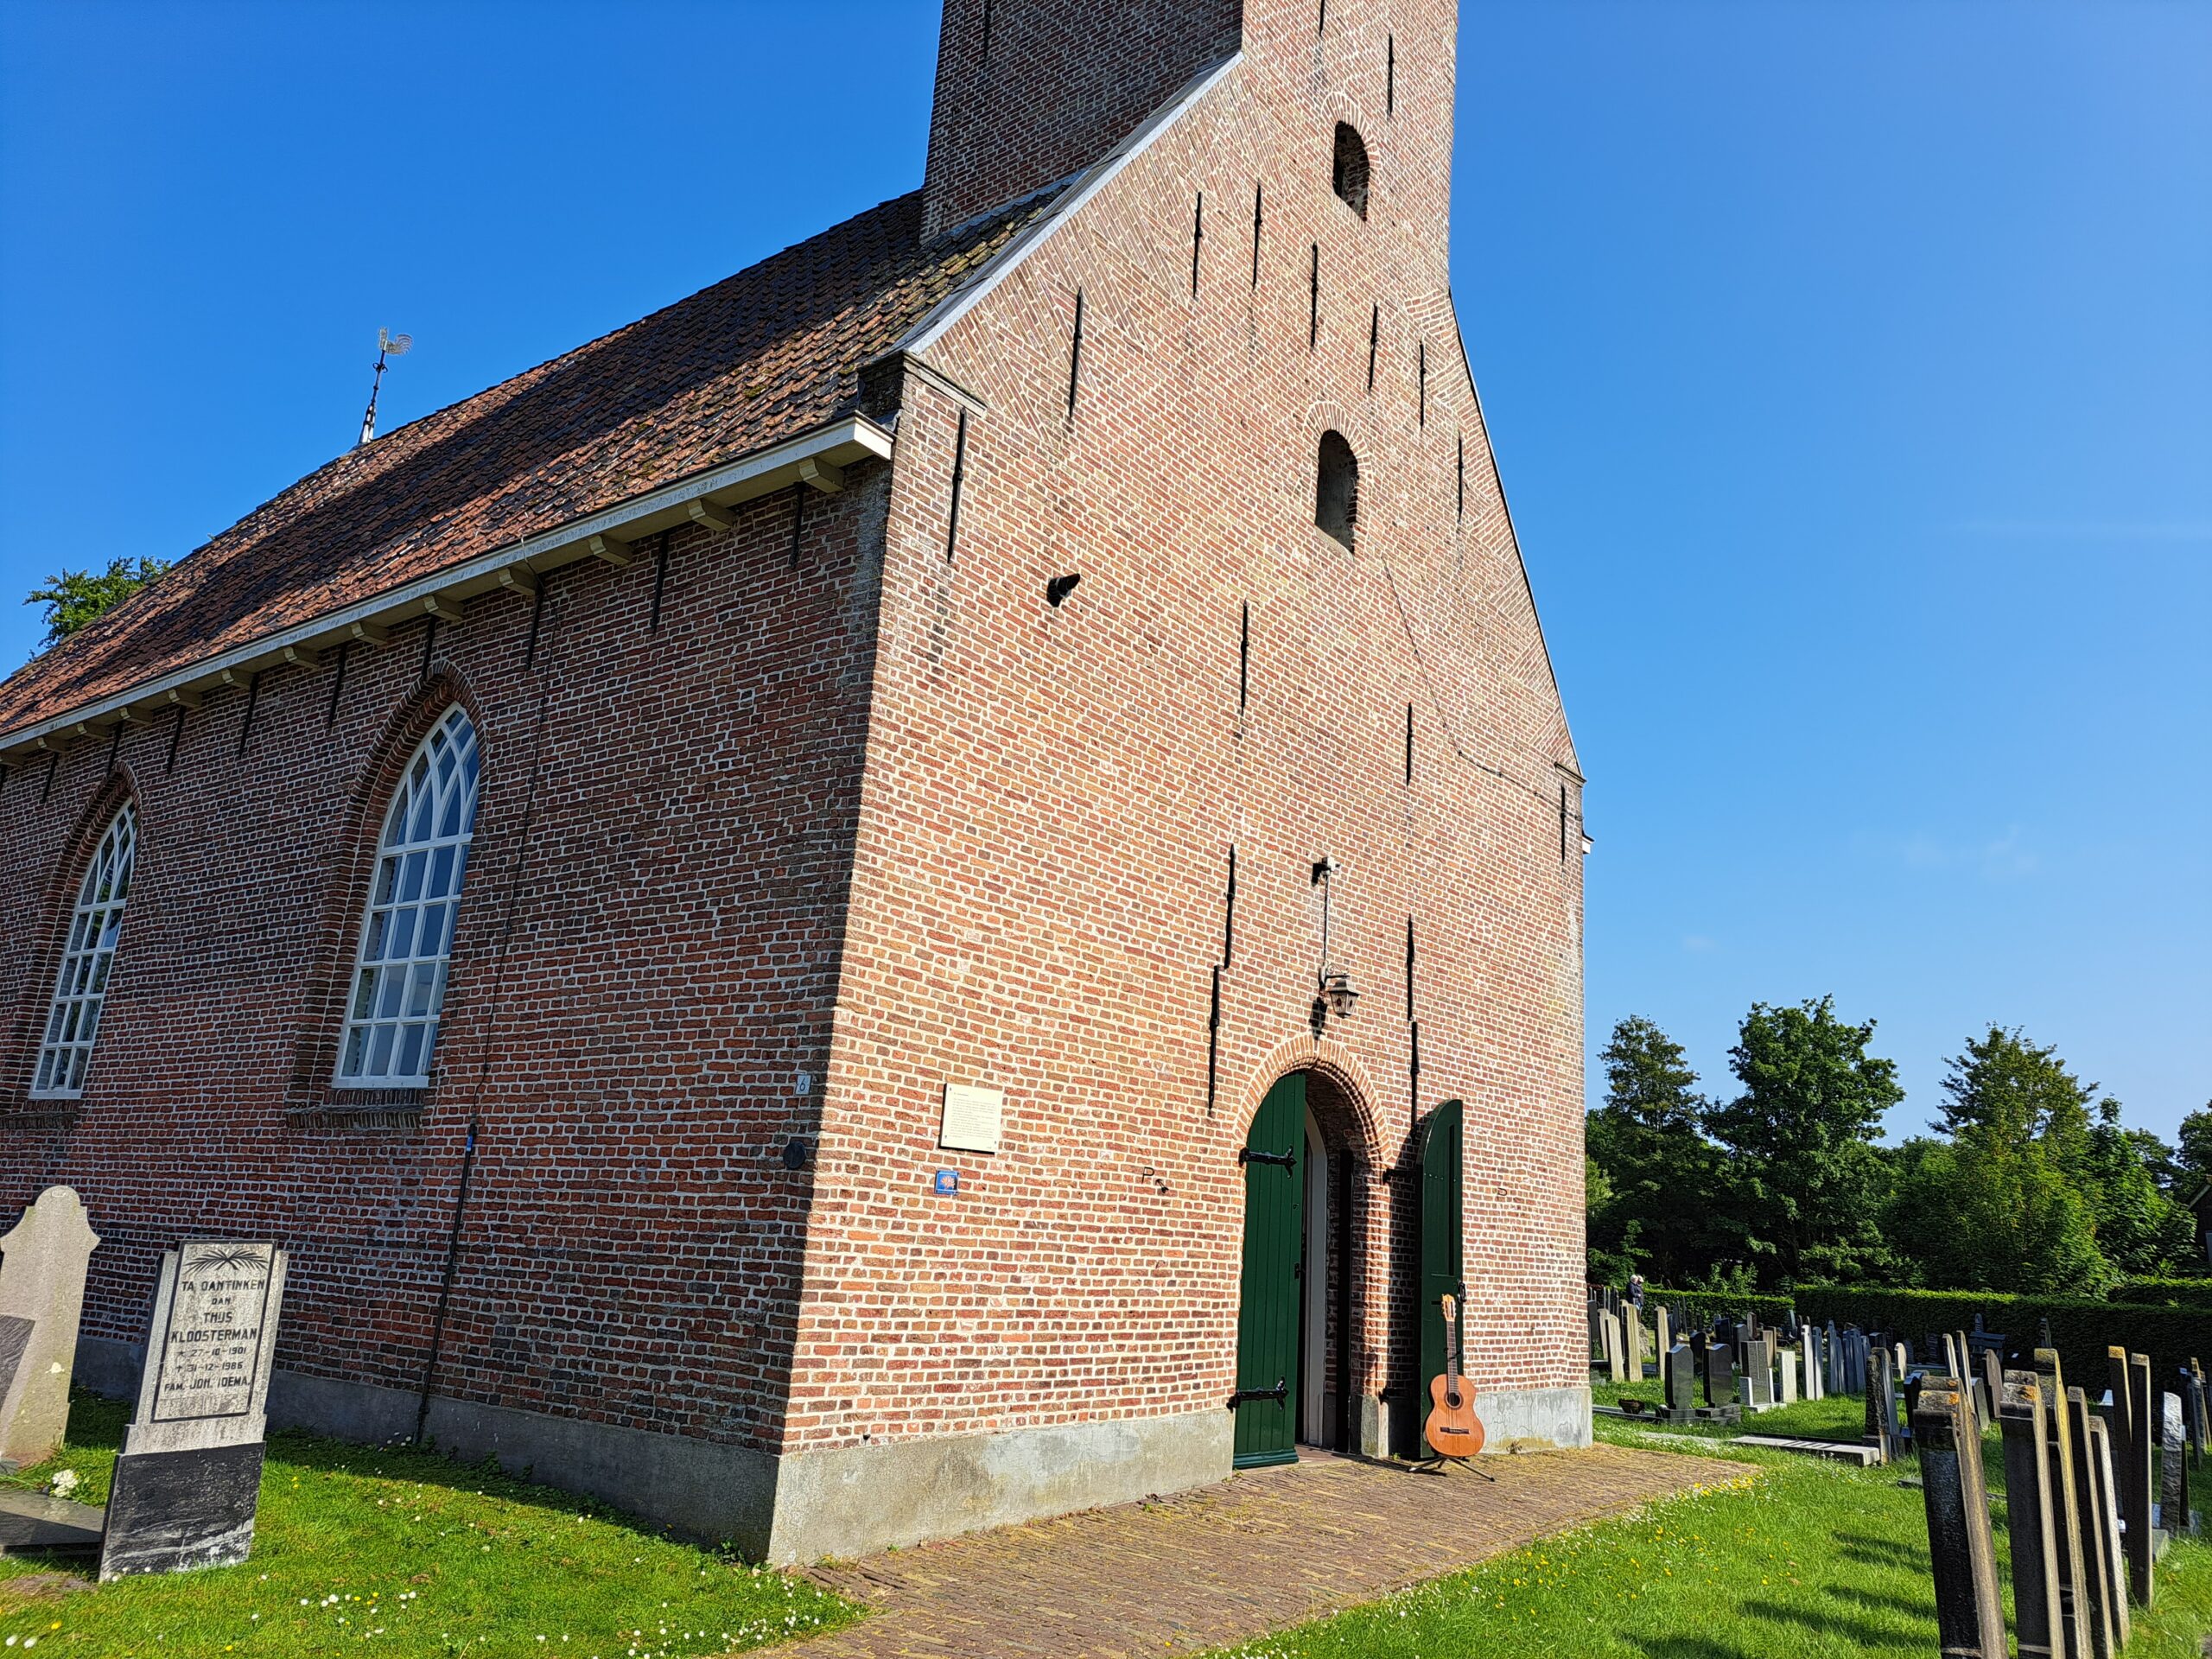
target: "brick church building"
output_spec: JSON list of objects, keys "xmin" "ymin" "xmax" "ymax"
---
[{"xmin": 0, "ymin": 0, "xmax": 1587, "ymax": 1562}]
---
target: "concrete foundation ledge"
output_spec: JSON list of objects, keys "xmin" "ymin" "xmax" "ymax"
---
[
  {"xmin": 765, "ymin": 1408, "xmax": 1232, "ymax": 1565},
  {"xmin": 1471, "ymin": 1384, "xmax": 1593, "ymax": 1452}
]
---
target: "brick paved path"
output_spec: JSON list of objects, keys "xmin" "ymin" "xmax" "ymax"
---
[{"xmin": 784, "ymin": 1443, "xmax": 1739, "ymax": 1658}]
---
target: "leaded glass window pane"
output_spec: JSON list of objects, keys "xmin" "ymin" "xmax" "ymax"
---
[
  {"xmin": 335, "ymin": 707, "xmax": 480, "ymax": 1088},
  {"xmin": 32, "ymin": 806, "xmax": 138, "ymax": 1098}
]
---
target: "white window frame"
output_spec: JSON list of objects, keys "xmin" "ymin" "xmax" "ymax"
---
[
  {"xmin": 31, "ymin": 804, "xmax": 139, "ymax": 1099},
  {"xmin": 334, "ymin": 706, "xmax": 480, "ymax": 1090}
]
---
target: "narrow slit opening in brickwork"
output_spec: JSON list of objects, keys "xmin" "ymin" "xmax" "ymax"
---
[
  {"xmin": 1457, "ymin": 435, "xmax": 1465, "ymax": 521},
  {"xmin": 1206, "ymin": 964, "xmax": 1222, "ymax": 1116},
  {"xmin": 105, "ymin": 724, "xmax": 121, "ymax": 778},
  {"xmin": 41, "ymin": 751, "xmax": 59, "ymax": 803},
  {"xmin": 1332, "ymin": 124, "xmax": 1370, "ymax": 219},
  {"xmin": 944, "ymin": 407, "xmax": 969, "ymax": 562},
  {"xmin": 1191, "ymin": 193, "xmax": 1205, "ymax": 296},
  {"xmin": 1251, "ymin": 182, "xmax": 1264, "ymax": 287},
  {"xmin": 1387, "ymin": 35, "xmax": 1396, "ymax": 118},
  {"xmin": 417, "ymin": 616, "xmax": 437, "ymax": 680},
  {"xmin": 979, "ymin": 0, "xmax": 993, "ymax": 67},
  {"xmin": 1309, "ymin": 245, "xmax": 1320, "ymax": 347},
  {"xmin": 1238, "ymin": 601, "xmax": 1249, "ymax": 710},
  {"xmin": 648, "ymin": 530, "xmax": 672, "ymax": 632},
  {"xmin": 1318, "ymin": 0, "xmax": 1326, "ymax": 35},
  {"xmin": 1405, "ymin": 703, "xmax": 1414, "ymax": 785},
  {"xmin": 236, "ymin": 672, "xmax": 261, "ymax": 757},
  {"xmin": 1066, "ymin": 289, "xmax": 1085, "ymax": 419},
  {"xmin": 1405, "ymin": 918, "xmax": 1416, "ymax": 1020},
  {"xmin": 523, "ymin": 580, "xmax": 548, "ymax": 668},
  {"xmin": 1224, "ymin": 843, "xmax": 1238, "ymax": 967},
  {"xmin": 1368, "ymin": 304, "xmax": 1379, "ymax": 391},
  {"xmin": 1316, "ymin": 430, "xmax": 1358, "ymax": 551},
  {"xmin": 326, "ymin": 639, "xmax": 350, "ymax": 728},
  {"xmin": 1560, "ymin": 784, "xmax": 1569, "ymax": 861},
  {"xmin": 1418, "ymin": 340, "xmax": 1427, "ymax": 425},
  {"xmin": 165, "ymin": 704, "xmax": 185, "ymax": 773}
]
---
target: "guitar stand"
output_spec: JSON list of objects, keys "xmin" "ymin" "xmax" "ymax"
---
[{"xmin": 1408, "ymin": 1453, "xmax": 1496, "ymax": 1481}]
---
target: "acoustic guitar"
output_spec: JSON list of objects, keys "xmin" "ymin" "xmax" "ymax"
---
[{"xmin": 1424, "ymin": 1292, "xmax": 1486, "ymax": 1459}]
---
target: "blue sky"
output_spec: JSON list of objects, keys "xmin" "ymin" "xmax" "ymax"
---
[{"xmin": 2, "ymin": 2, "xmax": 2204, "ymax": 1142}]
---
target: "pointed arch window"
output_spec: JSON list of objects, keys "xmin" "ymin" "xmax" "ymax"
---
[
  {"xmin": 32, "ymin": 805, "xmax": 139, "ymax": 1098},
  {"xmin": 337, "ymin": 707, "xmax": 480, "ymax": 1089}
]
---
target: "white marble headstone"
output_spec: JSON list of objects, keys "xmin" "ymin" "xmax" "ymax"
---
[
  {"xmin": 123, "ymin": 1240, "xmax": 288, "ymax": 1457},
  {"xmin": 0, "ymin": 1186, "xmax": 101, "ymax": 1470}
]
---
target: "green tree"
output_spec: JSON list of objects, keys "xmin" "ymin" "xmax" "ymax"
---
[
  {"xmin": 2175, "ymin": 1105, "xmax": 2212, "ymax": 1185},
  {"xmin": 1888, "ymin": 1135, "xmax": 2109, "ymax": 1293},
  {"xmin": 1936, "ymin": 1025, "xmax": 2094, "ymax": 1150},
  {"xmin": 25, "ymin": 556, "xmax": 169, "ymax": 650},
  {"xmin": 1703, "ymin": 996, "xmax": 1904, "ymax": 1290},
  {"xmin": 2080, "ymin": 1098, "xmax": 2196, "ymax": 1276},
  {"xmin": 1585, "ymin": 1016, "xmax": 1725, "ymax": 1286}
]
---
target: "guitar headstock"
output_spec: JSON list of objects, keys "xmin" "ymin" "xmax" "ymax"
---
[{"xmin": 1440, "ymin": 1292, "xmax": 1457, "ymax": 1322}]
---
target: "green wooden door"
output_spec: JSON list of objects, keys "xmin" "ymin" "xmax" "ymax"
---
[
  {"xmin": 1234, "ymin": 1071, "xmax": 1306, "ymax": 1469},
  {"xmin": 1416, "ymin": 1098, "xmax": 1465, "ymax": 1452}
]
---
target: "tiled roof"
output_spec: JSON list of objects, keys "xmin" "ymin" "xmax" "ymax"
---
[{"xmin": 0, "ymin": 188, "xmax": 1045, "ymax": 741}]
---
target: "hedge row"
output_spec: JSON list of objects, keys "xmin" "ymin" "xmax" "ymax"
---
[
  {"xmin": 1794, "ymin": 1285, "xmax": 2211, "ymax": 1391},
  {"xmin": 2113, "ymin": 1277, "xmax": 2212, "ymax": 1309}
]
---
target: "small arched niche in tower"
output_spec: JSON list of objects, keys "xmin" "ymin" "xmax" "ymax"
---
[
  {"xmin": 1332, "ymin": 123, "xmax": 1370, "ymax": 219},
  {"xmin": 1315, "ymin": 430, "xmax": 1359, "ymax": 551}
]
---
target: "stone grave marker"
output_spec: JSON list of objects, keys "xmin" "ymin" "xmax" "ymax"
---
[
  {"xmin": 1894, "ymin": 1341, "xmax": 1909, "ymax": 1381},
  {"xmin": 1980, "ymin": 1347, "xmax": 2003, "ymax": 1429},
  {"xmin": 2067, "ymin": 1385, "xmax": 2120, "ymax": 1659},
  {"xmin": 1802, "ymin": 1333, "xmax": 1821, "ymax": 1402},
  {"xmin": 1624, "ymin": 1303, "xmax": 1647, "ymax": 1379},
  {"xmin": 99, "ymin": 1239, "xmax": 289, "ymax": 1580},
  {"xmin": 0, "ymin": 1186, "xmax": 101, "ymax": 1471},
  {"xmin": 1666, "ymin": 1344, "xmax": 1695, "ymax": 1417},
  {"xmin": 1825, "ymin": 1321, "xmax": 1843, "ymax": 1395},
  {"xmin": 1912, "ymin": 1381, "xmax": 2005, "ymax": 1659},
  {"xmin": 1653, "ymin": 1305, "xmax": 1670, "ymax": 1361},
  {"xmin": 1778, "ymin": 1345, "xmax": 1798, "ymax": 1405},
  {"xmin": 1702, "ymin": 1341, "xmax": 1736, "ymax": 1410},
  {"xmin": 1739, "ymin": 1335, "xmax": 1771, "ymax": 1410},
  {"xmin": 1864, "ymin": 1363, "xmax": 1893, "ymax": 1464},
  {"xmin": 2192, "ymin": 1359, "xmax": 2209, "ymax": 1457},
  {"xmin": 2161, "ymin": 1390, "xmax": 2187, "ymax": 1540},
  {"xmin": 1999, "ymin": 1370, "xmax": 2063, "ymax": 1659},
  {"xmin": 2033, "ymin": 1350, "xmax": 2090, "ymax": 1659},
  {"xmin": 2085, "ymin": 1408, "xmax": 2133, "ymax": 1649},
  {"xmin": 1600, "ymin": 1310, "xmax": 1627, "ymax": 1384},
  {"xmin": 2116, "ymin": 1349, "xmax": 2153, "ymax": 1605}
]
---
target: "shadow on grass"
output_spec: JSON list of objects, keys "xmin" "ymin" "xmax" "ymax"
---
[
  {"xmin": 7, "ymin": 1389, "xmax": 719, "ymax": 1550},
  {"xmin": 1739, "ymin": 1598, "xmax": 1925, "ymax": 1647},
  {"xmin": 1628, "ymin": 1638, "xmax": 1757, "ymax": 1659},
  {"xmin": 1824, "ymin": 1581, "xmax": 1944, "ymax": 1619},
  {"xmin": 1832, "ymin": 1530, "xmax": 1929, "ymax": 1570}
]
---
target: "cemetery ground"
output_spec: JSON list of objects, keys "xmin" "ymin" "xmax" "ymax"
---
[
  {"xmin": 0, "ymin": 1390, "xmax": 857, "ymax": 1656},
  {"xmin": 2, "ymin": 1390, "xmax": 2209, "ymax": 1659},
  {"xmin": 1205, "ymin": 1407, "xmax": 2212, "ymax": 1659}
]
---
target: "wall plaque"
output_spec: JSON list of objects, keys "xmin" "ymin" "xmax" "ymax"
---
[{"xmin": 939, "ymin": 1084, "xmax": 1004, "ymax": 1154}]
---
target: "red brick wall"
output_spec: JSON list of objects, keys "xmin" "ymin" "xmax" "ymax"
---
[
  {"xmin": 0, "ymin": 481, "xmax": 890, "ymax": 1458},
  {"xmin": 791, "ymin": 0, "xmax": 1586, "ymax": 1454},
  {"xmin": 921, "ymin": 0, "xmax": 1243, "ymax": 239}
]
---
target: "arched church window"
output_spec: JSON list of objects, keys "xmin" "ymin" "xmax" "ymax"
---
[
  {"xmin": 1316, "ymin": 430, "xmax": 1359, "ymax": 550},
  {"xmin": 336, "ymin": 706, "xmax": 480, "ymax": 1088},
  {"xmin": 32, "ymin": 804, "xmax": 139, "ymax": 1097},
  {"xmin": 1332, "ymin": 123, "xmax": 1370, "ymax": 219}
]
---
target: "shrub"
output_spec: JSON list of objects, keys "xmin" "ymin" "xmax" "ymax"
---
[
  {"xmin": 1795, "ymin": 1284, "xmax": 2212, "ymax": 1389},
  {"xmin": 2112, "ymin": 1276, "xmax": 2212, "ymax": 1309}
]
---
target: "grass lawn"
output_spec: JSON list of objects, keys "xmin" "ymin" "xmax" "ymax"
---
[
  {"xmin": 0, "ymin": 1392, "xmax": 855, "ymax": 1658},
  {"xmin": 1590, "ymin": 1376, "xmax": 1866, "ymax": 1444},
  {"xmin": 1206, "ymin": 1408, "xmax": 2212, "ymax": 1659}
]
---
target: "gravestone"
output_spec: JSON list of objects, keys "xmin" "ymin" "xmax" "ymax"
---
[
  {"xmin": 2085, "ymin": 1411, "xmax": 2132, "ymax": 1649},
  {"xmin": 1980, "ymin": 1347, "xmax": 2003, "ymax": 1431},
  {"xmin": 2066, "ymin": 1385, "xmax": 2119, "ymax": 1659},
  {"xmin": 1802, "ymin": 1333, "xmax": 1821, "ymax": 1402},
  {"xmin": 99, "ymin": 1239, "xmax": 289, "ymax": 1580},
  {"xmin": 1739, "ymin": 1336, "xmax": 1772, "ymax": 1410},
  {"xmin": 1912, "ymin": 1381, "xmax": 2005, "ymax": 1659},
  {"xmin": 1778, "ymin": 1345, "xmax": 1798, "ymax": 1405},
  {"xmin": 2120, "ymin": 1351, "xmax": 2154, "ymax": 1605},
  {"xmin": 1624, "ymin": 1303, "xmax": 1647, "ymax": 1379},
  {"xmin": 0, "ymin": 1186, "xmax": 102, "ymax": 1471},
  {"xmin": 1702, "ymin": 1342, "xmax": 1736, "ymax": 1410},
  {"xmin": 2161, "ymin": 1391, "xmax": 2187, "ymax": 1541},
  {"xmin": 2193, "ymin": 1359, "xmax": 2210, "ymax": 1457},
  {"xmin": 1895, "ymin": 1341, "xmax": 1909, "ymax": 1381},
  {"xmin": 1653, "ymin": 1305, "xmax": 1670, "ymax": 1361},
  {"xmin": 1600, "ymin": 1311, "xmax": 1627, "ymax": 1384},
  {"xmin": 1864, "ymin": 1363, "xmax": 1893, "ymax": 1465},
  {"xmin": 1666, "ymin": 1344, "xmax": 1696, "ymax": 1415},
  {"xmin": 2031, "ymin": 1351, "xmax": 2089, "ymax": 1659},
  {"xmin": 1826, "ymin": 1321, "xmax": 1843, "ymax": 1395},
  {"xmin": 1999, "ymin": 1371, "xmax": 2063, "ymax": 1659}
]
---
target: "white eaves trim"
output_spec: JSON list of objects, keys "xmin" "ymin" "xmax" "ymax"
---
[
  {"xmin": 885, "ymin": 51, "xmax": 1243, "ymax": 366},
  {"xmin": 2, "ymin": 416, "xmax": 893, "ymax": 761}
]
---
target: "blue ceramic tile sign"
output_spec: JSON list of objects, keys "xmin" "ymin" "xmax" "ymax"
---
[{"xmin": 934, "ymin": 1169, "xmax": 959, "ymax": 1195}]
